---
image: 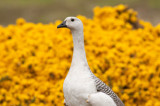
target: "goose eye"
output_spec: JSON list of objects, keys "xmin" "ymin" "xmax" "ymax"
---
[{"xmin": 71, "ymin": 19, "xmax": 74, "ymax": 22}]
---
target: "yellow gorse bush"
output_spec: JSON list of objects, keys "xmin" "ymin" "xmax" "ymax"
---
[{"xmin": 0, "ymin": 4, "xmax": 160, "ymax": 106}]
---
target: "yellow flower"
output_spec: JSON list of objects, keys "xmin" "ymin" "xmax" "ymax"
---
[{"xmin": 16, "ymin": 18, "xmax": 26, "ymax": 25}]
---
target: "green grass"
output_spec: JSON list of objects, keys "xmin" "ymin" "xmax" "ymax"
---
[{"xmin": 148, "ymin": 0, "xmax": 160, "ymax": 9}]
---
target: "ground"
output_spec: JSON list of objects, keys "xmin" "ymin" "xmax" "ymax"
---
[{"xmin": 0, "ymin": 0, "xmax": 160, "ymax": 26}]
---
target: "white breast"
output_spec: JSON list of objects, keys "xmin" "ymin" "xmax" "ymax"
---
[{"xmin": 63, "ymin": 65, "xmax": 97, "ymax": 106}]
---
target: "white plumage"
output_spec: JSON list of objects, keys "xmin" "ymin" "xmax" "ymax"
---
[
  {"xmin": 57, "ymin": 17, "xmax": 124, "ymax": 106},
  {"xmin": 87, "ymin": 92, "xmax": 117, "ymax": 106}
]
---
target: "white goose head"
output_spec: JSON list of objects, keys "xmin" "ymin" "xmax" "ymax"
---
[
  {"xmin": 57, "ymin": 17, "xmax": 83, "ymax": 31},
  {"xmin": 57, "ymin": 17, "xmax": 86, "ymax": 64}
]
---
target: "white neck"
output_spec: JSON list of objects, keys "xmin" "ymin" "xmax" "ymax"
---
[{"xmin": 70, "ymin": 29, "xmax": 88, "ymax": 67}]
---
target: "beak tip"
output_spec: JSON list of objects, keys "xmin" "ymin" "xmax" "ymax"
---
[{"xmin": 57, "ymin": 21, "xmax": 67, "ymax": 29}]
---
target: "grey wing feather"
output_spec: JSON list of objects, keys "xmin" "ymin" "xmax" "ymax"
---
[{"xmin": 91, "ymin": 74, "xmax": 125, "ymax": 106}]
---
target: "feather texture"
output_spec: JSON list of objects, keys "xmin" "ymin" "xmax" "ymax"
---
[{"xmin": 91, "ymin": 73, "xmax": 124, "ymax": 106}]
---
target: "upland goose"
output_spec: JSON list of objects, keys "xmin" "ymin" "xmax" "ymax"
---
[{"xmin": 57, "ymin": 17, "xmax": 124, "ymax": 106}]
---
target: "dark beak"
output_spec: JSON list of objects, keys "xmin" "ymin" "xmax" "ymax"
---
[{"xmin": 57, "ymin": 21, "xmax": 67, "ymax": 28}]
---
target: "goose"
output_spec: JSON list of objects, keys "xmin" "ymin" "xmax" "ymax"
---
[{"xmin": 57, "ymin": 17, "xmax": 124, "ymax": 106}]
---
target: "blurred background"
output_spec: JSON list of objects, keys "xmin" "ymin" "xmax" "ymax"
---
[
  {"xmin": 0, "ymin": 0, "xmax": 160, "ymax": 106},
  {"xmin": 0, "ymin": 0, "xmax": 160, "ymax": 26}
]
